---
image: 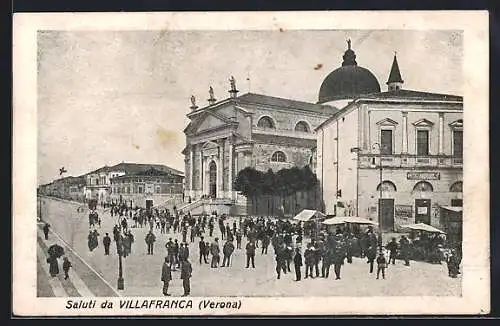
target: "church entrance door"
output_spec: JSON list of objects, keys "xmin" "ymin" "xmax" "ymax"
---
[{"xmin": 209, "ymin": 160, "xmax": 217, "ymax": 198}]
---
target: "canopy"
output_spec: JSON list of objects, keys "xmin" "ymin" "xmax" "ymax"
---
[
  {"xmin": 401, "ymin": 223, "xmax": 446, "ymax": 234},
  {"xmin": 441, "ymin": 206, "xmax": 463, "ymax": 213},
  {"xmin": 322, "ymin": 216, "xmax": 378, "ymax": 225},
  {"xmin": 293, "ymin": 209, "xmax": 326, "ymax": 222}
]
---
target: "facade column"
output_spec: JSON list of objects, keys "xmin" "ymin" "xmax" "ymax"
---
[
  {"xmin": 229, "ymin": 142, "xmax": 234, "ymax": 200},
  {"xmin": 402, "ymin": 111, "xmax": 408, "ymax": 154},
  {"xmin": 190, "ymin": 146, "xmax": 194, "ymax": 198},
  {"xmin": 217, "ymin": 141, "xmax": 223, "ymax": 198},
  {"xmin": 199, "ymin": 151, "xmax": 204, "ymax": 198},
  {"xmin": 438, "ymin": 112, "xmax": 444, "ymax": 154}
]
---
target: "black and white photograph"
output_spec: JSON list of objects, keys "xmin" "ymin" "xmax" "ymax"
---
[{"xmin": 13, "ymin": 11, "xmax": 489, "ymax": 315}]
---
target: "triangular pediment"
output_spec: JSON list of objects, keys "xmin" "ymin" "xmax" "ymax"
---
[
  {"xmin": 449, "ymin": 119, "xmax": 463, "ymax": 128},
  {"xmin": 412, "ymin": 118, "xmax": 434, "ymax": 127},
  {"xmin": 185, "ymin": 110, "xmax": 236, "ymax": 135},
  {"xmin": 376, "ymin": 118, "xmax": 398, "ymax": 126},
  {"xmin": 202, "ymin": 141, "xmax": 219, "ymax": 150}
]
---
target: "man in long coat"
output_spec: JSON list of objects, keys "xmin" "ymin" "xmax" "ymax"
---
[
  {"xmin": 221, "ymin": 239, "xmax": 235, "ymax": 267},
  {"xmin": 180, "ymin": 259, "xmax": 193, "ymax": 296},
  {"xmin": 161, "ymin": 257, "xmax": 172, "ymax": 296},
  {"xmin": 145, "ymin": 230, "xmax": 156, "ymax": 255},
  {"xmin": 210, "ymin": 238, "xmax": 220, "ymax": 268},
  {"xmin": 293, "ymin": 248, "xmax": 303, "ymax": 281}
]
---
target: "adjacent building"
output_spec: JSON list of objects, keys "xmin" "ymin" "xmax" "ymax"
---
[
  {"xmin": 84, "ymin": 162, "xmax": 184, "ymax": 207},
  {"xmin": 109, "ymin": 167, "xmax": 184, "ymax": 209},
  {"xmin": 182, "ymin": 79, "xmax": 338, "ymax": 215},
  {"xmin": 315, "ymin": 42, "xmax": 463, "ymax": 231},
  {"xmin": 38, "ymin": 175, "xmax": 86, "ymax": 202}
]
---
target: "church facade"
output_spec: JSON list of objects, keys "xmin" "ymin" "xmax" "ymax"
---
[
  {"xmin": 182, "ymin": 80, "xmax": 337, "ymax": 215},
  {"xmin": 314, "ymin": 42, "xmax": 463, "ymax": 231}
]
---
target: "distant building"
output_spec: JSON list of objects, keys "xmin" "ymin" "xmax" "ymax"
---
[
  {"xmin": 182, "ymin": 80, "xmax": 337, "ymax": 215},
  {"xmin": 84, "ymin": 162, "xmax": 184, "ymax": 208},
  {"xmin": 315, "ymin": 43, "xmax": 463, "ymax": 231},
  {"xmin": 38, "ymin": 175, "xmax": 86, "ymax": 202},
  {"xmin": 109, "ymin": 167, "xmax": 184, "ymax": 209}
]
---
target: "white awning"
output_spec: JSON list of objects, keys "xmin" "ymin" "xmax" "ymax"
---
[
  {"xmin": 441, "ymin": 206, "xmax": 463, "ymax": 213},
  {"xmin": 293, "ymin": 209, "xmax": 326, "ymax": 222}
]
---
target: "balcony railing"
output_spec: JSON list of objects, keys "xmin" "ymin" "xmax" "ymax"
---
[{"xmin": 358, "ymin": 153, "xmax": 463, "ymax": 168}]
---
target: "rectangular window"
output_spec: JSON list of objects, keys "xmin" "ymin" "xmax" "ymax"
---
[
  {"xmin": 453, "ymin": 130, "xmax": 463, "ymax": 157},
  {"xmin": 380, "ymin": 129, "xmax": 393, "ymax": 155},
  {"xmin": 417, "ymin": 130, "xmax": 429, "ymax": 156},
  {"xmin": 155, "ymin": 186, "xmax": 161, "ymax": 194},
  {"xmin": 451, "ymin": 199, "xmax": 463, "ymax": 207},
  {"xmin": 138, "ymin": 187, "xmax": 143, "ymax": 194}
]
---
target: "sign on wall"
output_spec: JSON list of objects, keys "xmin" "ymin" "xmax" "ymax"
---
[
  {"xmin": 407, "ymin": 172, "xmax": 440, "ymax": 180},
  {"xmin": 395, "ymin": 205, "xmax": 412, "ymax": 219}
]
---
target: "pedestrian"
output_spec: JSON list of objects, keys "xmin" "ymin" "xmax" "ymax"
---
[
  {"xmin": 182, "ymin": 226, "xmax": 187, "ymax": 243},
  {"xmin": 446, "ymin": 249, "xmax": 460, "ymax": 278},
  {"xmin": 333, "ymin": 242, "xmax": 346, "ymax": 280},
  {"xmin": 166, "ymin": 238, "xmax": 175, "ymax": 270},
  {"xmin": 386, "ymin": 237, "xmax": 398, "ymax": 265},
  {"xmin": 275, "ymin": 244, "xmax": 287, "ymax": 279},
  {"xmin": 210, "ymin": 238, "xmax": 220, "ymax": 268},
  {"xmin": 62, "ymin": 256, "xmax": 72, "ymax": 280},
  {"xmin": 236, "ymin": 230, "xmax": 242, "ymax": 249},
  {"xmin": 399, "ymin": 235, "xmax": 411, "ymax": 266},
  {"xmin": 366, "ymin": 245, "xmax": 377, "ymax": 274},
  {"xmin": 180, "ymin": 259, "xmax": 193, "ymax": 297},
  {"xmin": 145, "ymin": 230, "xmax": 156, "ymax": 255},
  {"xmin": 304, "ymin": 243, "xmax": 315, "ymax": 279},
  {"xmin": 46, "ymin": 254, "xmax": 59, "ymax": 277},
  {"xmin": 222, "ymin": 239, "xmax": 235, "ymax": 267},
  {"xmin": 199, "ymin": 236, "xmax": 208, "ymax": 264},
  {"xmin": 321, "ymin": 249, "xmax": 332, "ymax": 278},
  {"xmin": 376, "ymin": 251, "xmax": 388, "ymax": 280},
  {"xmin": 261, "ymin": 234, "xmax": 270, "ymax": 255},
  {"xmin": 293, "ymin": 248, "xmax": 303, "ymax": 281},
  {"xmin": 42, "ymin": 223, "xmax": 50, "ymax": 240},
  {"xmin": 103, "ymin": 233, "xmax": 111, "ymax": 256},
  {"xmin": 209, "ymin": 221, "xmax": 214, "ymax": 237},
  {"xmin": 161, "ymin": 257, "xmax": 172, "ymax": 296},
  {"xmin": 204, "ymin": 241, "xmax": 210, "ymax": 262},
  {"xmin": 174, "ymin": 239, "xmax": 180, "ymax": 268},
  {"xmin": 245, "ymin": 240, "xmax": 256, "ymax": 268}
]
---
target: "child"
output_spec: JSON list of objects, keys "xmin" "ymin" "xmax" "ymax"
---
[
  {"xmin": 62, "ymin": 256, "xmax": 72, "ymax": 280},
  {"xmin": 376, "ymin": 251, "xmax": 387, "ymax": 280}
]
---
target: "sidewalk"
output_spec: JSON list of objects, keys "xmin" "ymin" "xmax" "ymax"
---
[{"xmin": 37, "ymin": 222, "xmax": 120, "ymax": 297}]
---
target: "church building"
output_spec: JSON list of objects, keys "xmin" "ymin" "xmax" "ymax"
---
[
  {"xmin": 314, "ymin": 41, "xmax": 463, "ymax": 231},
  {"xmin": 182, "ymin": 78, "xmax": 337, "ymax": 215}
]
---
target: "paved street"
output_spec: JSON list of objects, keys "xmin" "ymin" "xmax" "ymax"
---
[{"xmin": 38, "ymin": 196, "xmax": 461, "ymax": 297}]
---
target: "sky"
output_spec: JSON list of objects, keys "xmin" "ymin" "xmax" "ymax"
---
[{"xmin": 37, "ymin": 29, "xmax": 463, "ymax": 185}]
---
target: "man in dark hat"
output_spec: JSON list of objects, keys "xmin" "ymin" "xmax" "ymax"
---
[
  {"xmin": 103, "ymin": 233, "xmax": 111, "ymax": 256},
  {"xmin": 222, "ymin": 239, "xmax": 235, "ymax": 267},
  {"xmin": 145, "ymin": 230, "xmax": 156, "ymax": 255},
  {"xmin": 386, "ymin": 237, "xmax": 398, "ymax": 265},
  {"xmin": 245, "ymin": 240, "xmax": 256, "ymax": 268},
  {"xmin": 293, "ymin": 248, "xmax": 303, "ymax": 281},
  {"xmin": 199, "ymin": 236, "xmax": 208, "ymax": 264},
  {"xmin": 181, "ymin": 258, "xmax": 193, "ymax": 297},
  {"xmin": 161, "ymin": 257, "xmax": 172, "ymax": 296},
  {"xmin": 42, "ymin": 223, "xmax": 50, "ymax": 240}
]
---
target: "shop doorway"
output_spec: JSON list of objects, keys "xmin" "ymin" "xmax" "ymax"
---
[
  {"xmin": 379, "ymin": 198, "xmax": 395, "ymax": 232},
  {"xmin": 415, "ymin": 199, "xmax": 431, "ymax": 224},
  {"xmin": 146, "ymin": 200, "xmax": 153, "ymax": 211}
]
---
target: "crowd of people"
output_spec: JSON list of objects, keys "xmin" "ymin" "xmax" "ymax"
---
[{"xmin": 41, "ymin": 200, "xmax": 462, "ymax": 296}]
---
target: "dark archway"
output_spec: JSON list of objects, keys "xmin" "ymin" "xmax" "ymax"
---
[{"xmin": 209, "ymin": 160, "xmax": 217, "ymax": 198}]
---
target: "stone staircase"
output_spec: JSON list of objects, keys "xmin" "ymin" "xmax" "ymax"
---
[{"xmin": 177, "ymin": 198, "xmax": 236, "ymax": 216}]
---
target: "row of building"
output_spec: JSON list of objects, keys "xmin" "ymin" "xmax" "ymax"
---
[
  {"xmin": 37, "ymin": 162, "xmax": 185, "ymax": 210},
  {"xmin": 181, "ymin": 40, "xmax": 463, "ymax": 232}
]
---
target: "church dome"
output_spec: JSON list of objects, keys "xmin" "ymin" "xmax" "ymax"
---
[{"xmin": 318, "ymin": 41, "xmax": 381, "ymax": 104}]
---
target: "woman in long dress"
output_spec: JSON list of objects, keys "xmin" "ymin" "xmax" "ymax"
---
[{"xmin": 46, "ymin": 255, "xmax": 59, "ymax": 277}]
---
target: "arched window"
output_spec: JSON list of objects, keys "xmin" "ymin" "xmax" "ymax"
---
[
  {"xmin": 376, "ymin": 180, "xmax": 397, "ymax": 192},
  {"xmin": 295, "ymin": 121, "xmax": 310, "ymax": 132},
  {"xmin": 412, "ymin": 181, "xmax": 434, "ymax": 192},
  {"xmin": 271, "ymin": 151, "xmax": 287, "ymax": 163},
  {"xmin": 450, "ymin": 181, "xmax": 463, "ymax": 192},
  {"xmin": 257, "ymin": 116, "xmax": 275, "ymax": 129}
]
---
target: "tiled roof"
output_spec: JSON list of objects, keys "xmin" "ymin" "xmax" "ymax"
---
[
  {"xmin": 88, "ymin": 163, "xmax": 184, "ymax": 176},
  {"xmin": 362, "ymin": 89, "xmax": 463, "ymax": 102},
  {"xmin": 237, "ymin": 93, "xmax": 338, "ymax": 115}
]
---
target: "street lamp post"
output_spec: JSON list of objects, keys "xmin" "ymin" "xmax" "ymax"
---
[
  {"xmin": 372, "ymin": 143, "xmax": 384, "ymax": 249},
  {"xmin": 116, "ymin": 214, "xmax": 125, "ymax": 290}
]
